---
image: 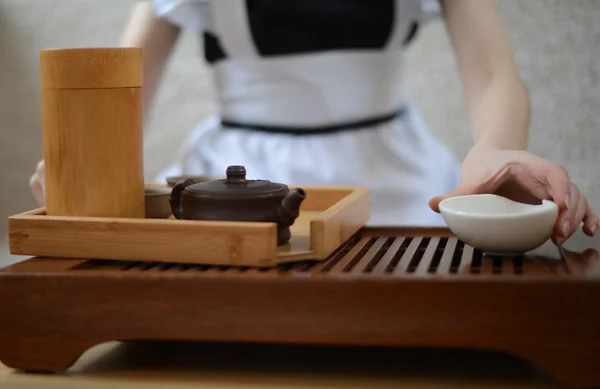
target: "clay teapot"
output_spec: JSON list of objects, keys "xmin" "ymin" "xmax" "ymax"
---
[{"xmin": 169, "ymin": 165, "xmax": 306, "ymax": 245}]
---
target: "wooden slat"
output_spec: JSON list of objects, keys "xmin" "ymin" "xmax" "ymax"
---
[
  {"xmin": 232, "ymin": 268, "xmax": 268, "ymax": 277},
  {"xmin": 494, "ymin": 256, "xmax": 505, "ymax": 275},
  {"xmin": 69, "ymin": 261, "xmax": 130, "ymax": 274},
  {"xmin": 350, "ymin": 237, "xmax": 389, "ymax": 274},
  {"xmin": 164, "ymin": 264, "xmax": 191, "ymax": 272},
  {"xmin": 304, "ymin": 241, "xmax": 356, "ymax": 276},
  {"xmin": 287, "ymin": 262, "xmax": 311, "ymax": 273},
  {"xmin": 370, "ymin": 237, "xmax": 406, "ymax": 275},
  {"xmin": 328, "ymin": 237, "xmax": 372, "ymax": 274},
  {"xmin": 480, "ymin": 254, "xmax": 496, "ymax": 275},
  {"xmin": 479, "ymin": 254, "xmax": 510, "ymax": 275},
  {"xmin": 3, "ymin": 257, "xmax": 89, "ymax": 273},
  {"xmin": 360, "ymin": 226, "xmax": 452, "ymax": 238},
  {"xmin": 138, "ymin": 262, "xmax": 176, "ymax": 273},
  {"xmin": 506, "ymin": 257, "xmax": 517, "ymax": 275},
  {"xmin": 122, "ymin": 262, "xmax": 158, "ymax": 273},
  {"xmin": 457, "ymin": 244, "xmax": 475, "ymax": 275},
  {"xmin": 413, "ymin": 237, "xmax": 440, "ymax": 276},
  {"xmin": 521, "ymin": 256, "xmax": 553, "ymax": 275},
  {"xmin": 437, "ymin": 237, "xmax": 458, "ymax": 275},
  {"xmin": 392, "ymin": 237, "xmax": 422, "ymax": 275},
  {"xmin": 200, "ymin": 266, "xmax": 235, "ymax": 276}
]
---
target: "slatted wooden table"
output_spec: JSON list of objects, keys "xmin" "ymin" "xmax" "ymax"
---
[{"xmin": 0, "ymin": 226, "xmax": 598, "ymax": 388}]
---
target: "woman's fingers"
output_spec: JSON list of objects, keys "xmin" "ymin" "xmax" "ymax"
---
[
  {"xmin": 543, "ymin": 163, "xmax": 578, "ymax": 245},
  {"xmin": 565, "ymin": 184, "xmax": 582, "ymax": 235},
  {"xmin": 36, "ymin": 159, "xmax": 44, "ymax": 174},
  {"xmin": 29, "ymin": 174, "xmax": 45, "ymax": 206},
  {"xmin": 583, "ymin": 199, "xmax": 600, "ymax": 236},
  {"xmin": 30, "ymin": 160, "xmax": 46, "ymax": 207},
  {"xmin": 553, "ymin": 184, "xmax": 582, "ymax": 244},
  {"xmin": 545, "ymin": 163, "xmax": 572, "ymax": 211},
  {"xmin": 572, "ymin": 189, "xmax": 586, "ymax": 231},
  {"xmin": 552, "ymin": 182, "xmax": 598, "ymax": 244}
]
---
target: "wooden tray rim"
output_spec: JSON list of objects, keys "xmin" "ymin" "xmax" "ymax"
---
[
  {"xmin": 8, "ymin": 185, "xmax": 371, "ymax": 266},
  {"xmin": 7, "ymin": 185, "xmax": 370, "ymax": 240}
]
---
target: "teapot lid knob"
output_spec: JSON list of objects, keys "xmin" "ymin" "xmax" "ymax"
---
[{"xmin": 226, "ymin": 165, "xmax": 246, "ymax": 182}]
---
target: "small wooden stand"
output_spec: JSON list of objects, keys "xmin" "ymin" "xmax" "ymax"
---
[{"xmin": 1, "ymin": 227, "xmax": 599, "ymax": 388}]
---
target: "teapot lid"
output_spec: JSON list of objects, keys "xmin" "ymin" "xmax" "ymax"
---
[{"xmin": 185, "ymin": 165, "xmax": 288, "ymax": 197}]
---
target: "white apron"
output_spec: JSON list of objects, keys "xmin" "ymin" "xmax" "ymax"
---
[{"xmin": 153, "ymin": 0, "xmax": 461, "ymax": 226}]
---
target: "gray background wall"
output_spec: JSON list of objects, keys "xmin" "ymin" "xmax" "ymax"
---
[{"xmin": 1, "ymin": 0, "xmax": 599, "ymax": 264}]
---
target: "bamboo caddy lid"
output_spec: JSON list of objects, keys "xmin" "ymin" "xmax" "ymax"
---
[{"xmin": 39, "ymin": 47, "xmax": 143, "ymax": 89}]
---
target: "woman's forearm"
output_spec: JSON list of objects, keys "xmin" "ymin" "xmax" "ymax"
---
[
  {"xmin": 441, "ymin": 0, "xmax": 530, "ymax": 151},
  {"xmin": 119, "ymin": 1, "xmax": 181, "ymax": 122},
  {"xmin": 467, "ymin": 69, "xmax": 530, "ymax": 150}
]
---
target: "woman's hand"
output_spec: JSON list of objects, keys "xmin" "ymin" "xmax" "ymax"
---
[
  {"xmin": 29, "ymin": 159, "xmax": 46, "ymax": 206},
  {"xmin": 435, "ymin": 1, "xmax": 598, "ymax": 245},
  {"xmin": 429, "ymin": 145, "xmax": 599, "ymax": 245}
]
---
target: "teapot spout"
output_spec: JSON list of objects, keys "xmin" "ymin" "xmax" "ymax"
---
[{"xmin": 277, "ymin": 188, "xmax": 306, "ymax": 227}]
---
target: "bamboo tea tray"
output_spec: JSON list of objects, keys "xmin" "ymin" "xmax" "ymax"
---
[
  {"xmin": 8, "ymin": 186, "xmax": 370, "ymax": 267},
  {"xmin": 0, "ymin": 226, "xmax": 599, "ymax": 388}
]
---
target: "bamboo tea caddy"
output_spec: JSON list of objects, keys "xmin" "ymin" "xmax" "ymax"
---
[{"xmin": 40, "ymin": 47, "xmax": 145, "ymax": 218}]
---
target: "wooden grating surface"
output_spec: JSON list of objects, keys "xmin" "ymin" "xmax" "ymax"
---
[{"xmin": 11, "ymin": 227, "xmax": 594, "ymax": 279}]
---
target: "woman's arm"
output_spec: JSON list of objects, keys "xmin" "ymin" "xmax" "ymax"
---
[
  {"xmin": 119, "ymin": 1, "xmax": 181, "ymax": 121},
  {"xmin": 431, "ymin": 0, "xmax": 599, "ymax": 239},
  {"xmin": 440, "ymin": 0, "xmax": 529, "ymax": 150}
]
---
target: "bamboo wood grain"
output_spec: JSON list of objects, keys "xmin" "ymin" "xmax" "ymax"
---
[
  {"xmin": 8, "ymin": 186, "xmax": 371, "ymax": 266},
  {"xmin": 40, "ymin": 48, "xmax": 145, "ymax": 218},
  {"xmin": 39, "ymin": 47, "xmax": 143, "ymax": 89},
  {"xmin": 309, "ymin": 187, "xmax": 371, "ymax": 258},
  {"xmin": 8, "ymin": 212, "xmax": 279, "ymax": 267}
]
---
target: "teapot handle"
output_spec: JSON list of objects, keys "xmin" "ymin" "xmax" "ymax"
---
[{"xmin": 169, "ymin": 178, "xmax": 195, "ymax": 219}]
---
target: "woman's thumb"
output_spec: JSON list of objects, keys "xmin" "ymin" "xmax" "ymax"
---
[
  {"xmin": 428, "ymin": 183, "xmax": 481, "ymax": 213},
  {"xmin": 429, "ymin": 163, "xmax": 515, "ymax": 213}
]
